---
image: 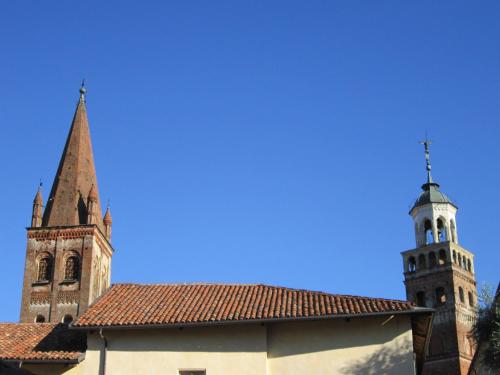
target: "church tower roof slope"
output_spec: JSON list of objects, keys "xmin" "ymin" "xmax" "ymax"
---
[{"xmin": 42, "ymin": 85, "xmax": 104, "ymax": 233}]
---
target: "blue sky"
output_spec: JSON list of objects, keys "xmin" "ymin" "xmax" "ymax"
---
[{"xmin": 0, "ymin": 1, "xmax": 499, "ymax": 322}]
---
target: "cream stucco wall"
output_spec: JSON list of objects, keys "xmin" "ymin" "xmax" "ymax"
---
[
  {"xmin": 77, "ymin": 315, "xmax": 417, "ymax": 375},
  {"xmin": 80, "ymin": 324, "xmax": 268, "ymax": 375},
  {"xmin": 267, "ymin": 316, "xmax": 415, "ymax": 375}
]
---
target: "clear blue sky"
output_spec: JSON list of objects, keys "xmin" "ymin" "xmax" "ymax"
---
[{"xmin": 0, "ymin": 1, "xmax": 498, "ymax": 322}]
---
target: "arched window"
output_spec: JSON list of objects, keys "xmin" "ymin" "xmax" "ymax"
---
[
  {"xmin": 468, "ymin": 292, "xmax": 474, "ymax": 307},
  {"xmin": 424, "ymin": 219, "xmax": 433, "ymax": 245},
  {"xmin": 458, "ymin": 287, "xmax": 465, "ymax": 303},
  {"xmin": 467, "ymin": 259, "xmax": 472, "ymax": 272},
  {"xmin": 64, "ymin": 256, "xmax": 80, "ymax": 281},
  {"xmin": 418, "ymin": 254, "xmax": 426, "ymax": 270},
  {"xmin": 435, "ymin": 287, "xmax": 446, "ymax": 306},
  {"xmin": 62, "ymin": 314, "xmax": 73, "ymax": 325},
  {"xmin": 438, "ymin": 249, "xmax": 447, "ymax": 266},
  {"xmin": 416, "ymin": 291, "xmax": 426, "ymax": 307},
  {"xmin": 408, "ymin": 256, "xmax": 416, "ymax": 273},
  {"xmin": 437, "ymin": 218, "xmax": 447, "ymax": 242},
  {"xmin": 35, "ymin": 314, "xmax": 45, "ymax": 323},
  {"xmin": 37, "ymin": 256, "xmax": 52, "ymax": 281},
  {"xmin": 453, "ymin": 250, "xmax": 457, "ymax": 263},
  {"xmin": 457, "ymin": 254, "xmax": 462, "ymax": 268},
  {"xmin": 429, "ymin": 252, "xmax": 437, "ymax": 268}
]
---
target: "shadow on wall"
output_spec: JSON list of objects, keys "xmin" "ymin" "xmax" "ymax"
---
[
  {"xmin": 0, "ymin": 362, "xmax": 36, "ymax": 374},
  {"xmin": 340, "ymin": 341, "xmax": 414, "ymax": 375}
]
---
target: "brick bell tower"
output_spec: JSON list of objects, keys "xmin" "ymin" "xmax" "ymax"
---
[
  {"xmin": 402, "ymin": 140, "xmax": 477, "ymax": 375},
  {"xmin": 20, "ymin": 84, "xmax": 113, "ymax": 324}
]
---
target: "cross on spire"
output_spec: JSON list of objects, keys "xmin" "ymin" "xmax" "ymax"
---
[
  {"xmin": 419, "ymin": 137, "xmax": 433, "ymax": 184},
  {"xmin": 79, "ymin": 79, "xmax": 86, "ymax": 103}
]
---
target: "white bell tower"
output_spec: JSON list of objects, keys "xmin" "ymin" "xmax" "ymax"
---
[{"xmin": 411, "ymin": 140, "xmax": 459, "ymax": 248}]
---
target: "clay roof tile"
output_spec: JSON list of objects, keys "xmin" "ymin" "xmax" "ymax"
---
[{"xmin": 73, "ymin": 283, "xmax": 418, "ymax": 329}]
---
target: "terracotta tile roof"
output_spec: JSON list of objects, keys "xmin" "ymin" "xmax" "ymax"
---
[
  {"xmin": 74, "ymin": 283, "xmax": 418, "ymax": 328},
  {"xmin": 0, "ymin": 323, "xmax": 86, "ymax": 362}
]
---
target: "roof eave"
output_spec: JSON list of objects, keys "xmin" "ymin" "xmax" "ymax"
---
[
  {"xmin": 71, "ymin": 307, "xmax": 434, "ymax": 331},
  {"xmin": 1, "ymin": 353, "xmax": 85, "ymax": 365},
  {"xmin": 409, "ymin": 201, "xmax": 458, "ymax": 215}
]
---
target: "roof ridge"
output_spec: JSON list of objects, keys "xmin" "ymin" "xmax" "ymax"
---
[{"xmin": 107, "ymin": 283, "xmax": 411, "ymax": 304}]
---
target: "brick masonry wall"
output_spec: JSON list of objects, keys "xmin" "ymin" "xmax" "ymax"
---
[{"xmin": 20, "ymin": 226, "xmax": 113, "ymax": 323}]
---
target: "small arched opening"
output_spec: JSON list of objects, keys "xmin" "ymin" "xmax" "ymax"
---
[
  {"xmin": 458, "ymin": 287, "xmax": 465, "ymax": 303},
  {"xmin": 435, "ymin": 287, "xmax": 446, "ymax": 306},
  {"xmin": 64, "ymin": 255, "xmax": 80, "ymax": 281},
  {"xmin": 438, "ymin": 249, "xmax": 447, "ymax": 266},
  {"xmin": 416, "ymin": 291, "xmax": 426, "ymax": 307},
  {"xmin": 37, "ymin": 254, "xmax": 53, "ymax": 282},
  {"xmin": 452, "ymin": 250, "xmax": 457, "ymax": 263},
  {"xmin": 424, "ymin": 219, "xmax": 434, "ymax": 245},
  {"xmin": 35, "ymin": 314, "xmax": 45, "ymax": 323},
  {"xmin": 429, "ymin": 252, "xmax": 437, "ymax": 268},
  {"xmin": 407, "ymin": 256, "xmax": 416, "ymax": 273},
  {"xmin": 62, "ymin": 314, "xmax": 73, "ymax": 325},
  {"xmin": 437, "ymin": 218, "xmax": 447, "ymax": 242},
  {"xmin": 418, "ymin": 254, "xmax": 426, "ymax": 270},
  {"xmin": 468, "ymin": 292, "xmax": 474, "ymax": 307},
  {"xmin": 467, "ymin": 259, "xmax": 472, "ymax": 272}
]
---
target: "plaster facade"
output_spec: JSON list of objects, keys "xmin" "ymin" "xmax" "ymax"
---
[{"xmin": 75, "ymin": 315, "xmax": 417, "ymax": 375}]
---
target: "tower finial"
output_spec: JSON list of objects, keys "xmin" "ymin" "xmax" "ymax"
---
[
  {"xmin": 79, "ymin": 79, "xmax": 86, "ymax": 103},
  {"xmin": 419, "ymin": 136, "xmax": 433, "ymax": 184}
]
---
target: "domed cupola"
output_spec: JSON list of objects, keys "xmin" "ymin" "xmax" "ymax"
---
[{"xmin": 412, "ymin": 180, "xmax": 456, "ymax": 212}]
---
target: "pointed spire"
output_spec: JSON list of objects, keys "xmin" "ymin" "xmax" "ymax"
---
[
  {"xmin": 419, "ymin": 138, "xmax": 433, "ymax": 184},
  {"xmin": 31, "ymin": 183, "xmax": 43, "ymax": 227},
  {"xmin": 34, "ymin": 182, "xmax": 43, "ymax": 204},
  {"xmin": 42, "ymin": 84, "xmax": 105, "ymax": 233},
  {"xmin": 419, "ymin": 137, "xmax": 440, "ymax": 192},
  {"xmin": 88, "ymin": 184, "xmax": 98, "ymax": 202},
  {"xmin": 103, "ymin": 204, "xmax": 112, "ymax": 225},
  {"xmin": 87, "ymin": 184, "xmax": 98, "ymax": 225},
  {"xmin": 103, "ymin": 204, "xmax": 112, "ymax": 241}
]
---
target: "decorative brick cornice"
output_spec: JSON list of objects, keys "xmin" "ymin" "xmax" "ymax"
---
[
  {"xmin": 30, "ymin": 292, "xmax": 50, "ymax": 305},
  {"xmin": 57, "ymin": 291, "xmax": 80, "ymax": 304},
  {"xmin": 27, "ymin": 226, "xmax": 96, "ymax": 240},
  {"xmin": 27, "ymin": 225, "xmax": 114, "ymax": 255}
]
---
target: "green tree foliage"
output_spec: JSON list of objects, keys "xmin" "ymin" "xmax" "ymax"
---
[{"xmin": 473, "ymin": 283, "xmax": 500, "ymax": 370}]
